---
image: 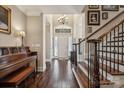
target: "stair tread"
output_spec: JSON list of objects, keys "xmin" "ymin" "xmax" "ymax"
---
[
  {"xmin": 113, "ymin": 36, "xmax": 124, "ymax": 38},
  {"xmin": 98, "ymin": 50, "xmax": 124, "ymax": 55},
  {"xmin": 102, "ymin": 45, "xmax": 124, "ymax": 47},
  {"xmin": 107, "ymin": 40, "xmax": 124, "ymax": 43},
  {"xmin": 119, "ymin": 32, "xmax": 124, "ymax": 34},
  {"xmin": 100, "ymin": 63, "xmax": 124, "ymax": 75},
  {"xmin": 78, "ymin": 62, "xmax": 113, "ymax": 85},
  {"xmin": 99, "ymin": 56, "xmax": 124, "ymax": 66}
]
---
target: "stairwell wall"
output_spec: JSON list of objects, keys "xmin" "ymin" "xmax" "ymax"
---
[
  {"xmin": 85, "ymin": 5, "xmax": 124, "ymax": 39},
  {"xmin": 84, "ymin": 5, "xmax": 124, "ymax": 58}
]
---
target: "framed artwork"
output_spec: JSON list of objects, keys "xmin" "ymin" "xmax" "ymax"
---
[
  {"xmin": 88, "ymin": 27, "xmax": 92, "ymax": 33},
  {"xmin": 88, "ymin": 5, "xmax": 99, "ymax": 9},
  {"xmin": 120, "ymin": 5, "xmax": 124, "ymax": 8},
  {"xmin": 87, "ymin": 10, "xmax": 100, "ymax": 25},
  {"xmin": 102, "ymin": 12, "xmax": 108, "ymax": 20},
  {"xmin": 0, "ymin": 6, "xmax": 11, "ymax": 34},
  {"xmin": 102, "ymin": 5, "xmax": 119, "ymax": 11}
]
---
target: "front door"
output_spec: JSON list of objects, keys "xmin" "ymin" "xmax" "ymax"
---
[{"xmin": 58, "ymin": 37, "xmax": 68, "ymax": 59}]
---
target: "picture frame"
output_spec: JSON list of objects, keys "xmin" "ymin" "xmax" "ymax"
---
[
  {"xmin": 102, "ymin": 5, "xmax": 119, "ymax": 11},
  {"xmin": 102, "ymin": 12, "xmax": 108, "ymax": 20},
  {"xmin": 88, "ymin": 27, "xmax": 92, "ymax": 33},
  {"xmin": 88, "ymin": 5, "xmax": 99, "ymax": 9},
  {"xmin": 0, "ymin": 6, "xmax": 11, "ymax": 34},
  {"xmin": 120, "ymin": 5, "xmax": 124, "ymax": 8},
  {"xmin": 87, "ymin": 10, "xmax": 100, "ymax": 25}
]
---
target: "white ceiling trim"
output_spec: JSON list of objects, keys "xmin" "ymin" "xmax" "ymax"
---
[{"xmin": 16, "ymin": 5, "xmax": 84, "ymax": 16}]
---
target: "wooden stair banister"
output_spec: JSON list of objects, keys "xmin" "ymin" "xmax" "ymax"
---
[
  {"xmin": 72, "ymin": 10, "xmax": 124, "ymax": 88},
  {"xmin": 97, "ymin": 19, "xmax": 124, "ymax": 40}
]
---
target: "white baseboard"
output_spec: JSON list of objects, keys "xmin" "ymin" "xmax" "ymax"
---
[{"xmin": 37, "ymin": 66, "xmax": 46, "ymax": 72}]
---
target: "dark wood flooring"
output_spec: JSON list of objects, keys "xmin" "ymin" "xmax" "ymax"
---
[{"xmin": 28, "ymin": 59, "xmax": 79, "ymax": 88}]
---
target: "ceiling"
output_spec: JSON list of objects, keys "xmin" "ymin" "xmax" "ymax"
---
[{"xmin": 16, "ymin": 5, "xmax": 84, "ymax": 16}]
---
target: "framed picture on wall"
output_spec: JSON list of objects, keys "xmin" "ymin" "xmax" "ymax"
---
[
  {"xmin": 88, "ymin": 27, "xmax": 92, "ymax": 33},
  {"xmin": 87, "ymin": 10, "xmax": 100, "ymax": 25},
  {"xmin": 102, "ymin": 5, "xmax": 119, "ymax": 11},
  {"xmin": 102, "ymin": 12, "xmax": 108, "ymax": 20},
  {"xmin": 120, "ymin": 5, "xmax": 124, "ymax": 8},
  {"xmin": 88, "ymin": 5, "xmax": 99, "ymax": 9},
  {"xmin": 0, "ymin": 6, "xmax": 11, "ymax": 34}
]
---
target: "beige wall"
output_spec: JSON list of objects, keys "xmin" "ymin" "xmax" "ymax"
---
[
  {"xmin": 26, "ymin": 15, "xmax": 45, "ymax": 72},
  {"xmin": 85, "ymin": 5, "xmax": 124, "ymax": 39},
  {"xmin": 84, "ymin": 5, "xmax": 124, "ymax": 58},
  {"xmin": 45, "ymin": 24, "xmax": 51, "ymax": 61},
  {"xmin": 0, "ymin": 6, "xmax": 45, "ymax": 72},
  {"xmin": 0, "ymin": 5, "xmax": 27, "ymax": 46}
]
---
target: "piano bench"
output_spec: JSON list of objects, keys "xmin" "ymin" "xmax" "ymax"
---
[{"xmin": 0, "ymin": 67, "xmax": 35, "ymax": 88}]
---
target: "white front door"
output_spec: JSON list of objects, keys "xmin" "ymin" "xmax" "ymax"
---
[{"xmin": 58, "ymin": 37, "xmax": 68, "ymax": 58}]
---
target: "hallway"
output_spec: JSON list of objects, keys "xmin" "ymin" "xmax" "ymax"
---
[{"xmin": 30, "ymin": 60, "xmax": 79, "ymax": 88}]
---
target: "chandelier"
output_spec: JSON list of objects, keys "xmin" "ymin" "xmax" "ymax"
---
[{"xmin": 57, "ymin": 15, "xmax": 69, "ymax": 25}]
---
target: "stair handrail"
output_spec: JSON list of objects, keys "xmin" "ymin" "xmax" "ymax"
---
[
  {"xmin": 72, "ymin": 10, "xmax": 124, "ymax": 45},
  {"xmin": 88, "ymin": 10, "xmax": 124, "ymax": 41},
  {"xmin": 97, "ymin": 19, "xmax": 124, "ymax": 40}
]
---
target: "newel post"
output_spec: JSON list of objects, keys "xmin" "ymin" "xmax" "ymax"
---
[
  {"xmin": 72, "ymin": 44, "xmax": 78, "ymax": 67},
  {"xmin": 87, "ymin": 39, "xmax": 101, "ymax": 88}
]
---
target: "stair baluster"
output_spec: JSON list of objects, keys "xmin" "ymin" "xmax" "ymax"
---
[
  {"xmin": 105, "ymin": 35, "xmax": 108, "ymax": 79},
  {"xmin": 110, "ymin": 32, "xmax": 112, "ymax": 72},
  {"xmin": 71, "ymin": 18, "xmax": 124, "ymax": 88},
  {"xmin": 117, "ymin": 26, "xmax": 120, "ymax": 72},
  {"xmin": 101, "ymin": 38, "xmax": 104, "ymax": 80},
  {"xmin": 113, "ymin": 29, "xmax": 116, "ymax": 71},
  {"xmin": 122, "ymin": 23, "xmax": 124, "ymax": 63},
  {"xmin": 88, "ymin": 43, "xmax": 90, "ymax": 87}
]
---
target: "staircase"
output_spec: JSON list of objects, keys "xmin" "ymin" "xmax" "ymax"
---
[{"xmin": 71, "ymin": 16, "xmax": 124, "ymax": 88}]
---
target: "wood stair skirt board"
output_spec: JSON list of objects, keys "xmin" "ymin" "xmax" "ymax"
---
[{"xmin": 72, "ymin": 67, "xmax": 88, "ymax": 88}]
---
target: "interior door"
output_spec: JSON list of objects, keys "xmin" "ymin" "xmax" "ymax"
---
[{"xmin": 58, "ymin": 37, "xmax": 68, "ymax": 58}]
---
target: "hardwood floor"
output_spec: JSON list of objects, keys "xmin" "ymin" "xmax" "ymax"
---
[{"xmin": 28, "ymin": 59, "xmax": 79, "ymax": 88}]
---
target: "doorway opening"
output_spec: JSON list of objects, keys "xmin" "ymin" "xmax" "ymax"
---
[{"xmin": 53, "ymin": 36, "xmax": 72, "ymax": 60}]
